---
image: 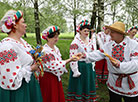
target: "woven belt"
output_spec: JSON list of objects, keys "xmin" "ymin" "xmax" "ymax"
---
[{"xmin": 114, "ymin": 72, "xmax": 137, "ymax": 90}]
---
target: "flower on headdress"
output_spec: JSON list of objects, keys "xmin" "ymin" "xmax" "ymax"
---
[
  {"xmin": 1, "ymin": 10, "xmax": 23, "ymax": 33},
  {"xmin": 6, "ymin": 17, "xmax": 13, "ymax": 26}
]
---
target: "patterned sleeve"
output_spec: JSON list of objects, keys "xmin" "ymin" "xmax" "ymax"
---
[
  {"xmin": 120, "ymin": 44, "xmax": 138, "ymax": 73},
  {"xmin": 69, "ymin": 43, "xmax": 80, "ymax": 74},
  {"xmin": 0, "ymin": 44, "xmax": 32, "ymax": 90},
  {"xmin": 42, "ymin": 50, "xmax": 67, "ymax": 81},
  {"xmin": 97, "ymin": 32, "xmax": 104, "ymax": 49}
]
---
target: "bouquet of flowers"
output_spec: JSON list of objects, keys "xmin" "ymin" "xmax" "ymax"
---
[{"xmin": 29, "ymin": 45, "xmax": 45, "ymax": 79}]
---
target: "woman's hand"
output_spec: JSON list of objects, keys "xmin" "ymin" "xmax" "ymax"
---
[
  {"xmin": 71, "ymin": 53, "xmax": 83, "ymax": 61},
  {"xmin": 31, "ymin": 63, "xmax": 39, "ymax": 72},
  {"xmin": 110, "ymin": 58, "xmax": 120, "ymax": 68},
  {"xmin": 65, "ymin": 53, "xmax": 83, "ymax": 64}
]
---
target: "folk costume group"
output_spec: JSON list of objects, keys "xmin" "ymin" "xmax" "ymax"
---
[{"xmin": 0, "ymin": 10, "xmax": 138, "ymax": 102}]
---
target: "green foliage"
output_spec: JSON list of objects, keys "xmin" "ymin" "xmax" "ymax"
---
[
  {"xmin": 40, "ymin": 0, "xmax": 68, "ymax": 33},
  {"xmin": 0, "ymin": 2, "xmax": 13, "ymax": 21}
]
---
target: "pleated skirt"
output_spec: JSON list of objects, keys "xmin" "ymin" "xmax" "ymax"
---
[{"xmin": 67, "ymin": 61, "xmax": 97, "ymax": 102}]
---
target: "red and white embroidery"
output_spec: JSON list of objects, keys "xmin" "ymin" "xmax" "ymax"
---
[
  {"xmin": 0, "ymin": 49, "xmax": 17, "ymax": 65},
  {"xmin": 112, "ymin": 45, "xmax": 125, "ymax": 62},
  {"xmin": 42, "ymin": 53, "xmax": 55, "ymax": 63},
  {"xmin": 70, "ymin": 44, "xmax": 78, "ymax": 50},
  {"xmin": 130, "ymin": 52, "xmax": 138, "ymax": 57}
]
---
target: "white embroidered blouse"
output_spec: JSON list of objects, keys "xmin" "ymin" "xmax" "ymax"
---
[
  {"xmin": 85, "ymin": 36, "xmax": 138, "ymax": 97},
  {"xmin": 0, "ymin": 37, "xmax": 33, "ymax": 90},
  {"xmin": 97, "ymin": 32, "xmax": 111, "ymax": 49},
  {"xmin": 41, "ymin": 44, "xmax": 68, "ymax": 81},
  {"xmin": 70, "ymin": 33, "xmax": 95, "ymax": 77}
]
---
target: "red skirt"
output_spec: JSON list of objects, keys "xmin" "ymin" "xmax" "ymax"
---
[
  {"xmin": 95, "ymin": 59, "xmax": 108, "ymax": 84},
  {"xmin": 39, "ymin": 72, "xmax": 65, "ymax": 102}
]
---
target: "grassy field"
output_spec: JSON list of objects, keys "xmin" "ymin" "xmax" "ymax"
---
[{"xmin": 0, "ymin": 32, "xmax": 109, "ymax": 102}]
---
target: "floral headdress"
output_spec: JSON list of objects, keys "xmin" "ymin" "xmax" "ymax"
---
[
  {"xmin": 127, "ymin": 26, "xmax": 138, "ymax": 33},
  {"xmin": 0, "ymin": 10, "xmax": 23, "ymax": 33},
  {"xmin": 42, "ymin": 26, "xmax": 60, "ymax": 40},
  {"xmin": 76, "ymin": 20, "xmax": 90, "ymax": 32}
]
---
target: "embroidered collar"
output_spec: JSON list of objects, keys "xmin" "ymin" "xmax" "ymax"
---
[
  {"xmin": 44, "ymin": 44, "xmax": 60, "ymax": 55},
  {"xmin": 112, "ymin": 37, "xmax": 127, "ymax": 47},
  {"xmin": 1, "ymin": 37, "xmax": 31, "ymax": 52},
  {"xmin": 2, "ymin": 37, "xmax": 28, "ymax": 47},
  {"xmin": 75, "ymin": 33, "xmax": 91, "ymax": 46}
]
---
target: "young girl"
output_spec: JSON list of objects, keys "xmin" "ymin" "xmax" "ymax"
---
[
  {"xmin": 39, "ymin": 26, "xmax": 81, "ymax": 102},
  {"xmin": 67, "ymin": 20, "xmax": 97, "ymax": 102}
]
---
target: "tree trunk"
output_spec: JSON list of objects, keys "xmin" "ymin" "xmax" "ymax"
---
[
  {"xmin": 73, "ymin": 15, "xmax": 77, "ymax": 36},
  {"xmin": 23, "ymin": 4, "xmax": 27, "ymax": 38},
  {"xmin": 73, "ymin": 0, "xmax": 77, "ymax": 36},
  {"xmin": 90, "ymin": 0, "xmax": 97, "ymax": 29},
  {"xmin": 33, "ymin": 0, "xmax": 42, "ymax": 45},
  {"xmin": 97, "ymin": 0, "xmax": 104, "ymax": 33},
  {"xmin": 89, "ymin": 0, "xmax": 97, "ymax": 38},
  {"xmin": 89, "ymin": 0, "xmax": 98, "ymax": 38},
  {"xmin": 112, "ymin": 6, "xmax": 115, "ymax": 23}
]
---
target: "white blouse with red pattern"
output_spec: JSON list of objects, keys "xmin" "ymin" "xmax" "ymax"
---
[
  {"xmin": 85, "ymin": 36, "xmax": 138, "ymax": 97},
  {"xmin": 69, "ymin": 33, "xmax": 95, "ymax": 77},
  {"xmin": 97, "ymin": 32, "xmax": 111, "ymax": 49},
  {"xmin": 41, "ymin": 44, "xmax": 67, "ymax": 81},
  {"xmin": 0, "ymin": 37, "xmax": 33, "ymax": 90}
]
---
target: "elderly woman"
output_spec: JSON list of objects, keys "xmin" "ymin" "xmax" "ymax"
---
[
  {"xmin": 127, "ymin": 26, "xmax": 138, "ymax": 41},
  {"xmin": 39, "ymin": 26, "xmax": 81, "ymax": 102},
  {"xmin": 67, "ymin": 20, "xmax": 97, "ymax": 102},
  {"xmin": 0, "ymin": 10, "xmax": 42, "ymax": 102}
]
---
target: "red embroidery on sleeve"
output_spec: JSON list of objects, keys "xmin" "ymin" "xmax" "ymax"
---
[
  {"xmin": 42, "ymin": 53, "xmax": 55, "ymax": 63},
  {"xmin": 70, "ymin": 44, "xmax": 78, "ymax": 50},
  {"xmin": 0, "ymin": 49, "xmax": 17, "ymax": 65},
  {"xmin": 130, "ymin": 52, "xmax": 138, "ymax": 57}
]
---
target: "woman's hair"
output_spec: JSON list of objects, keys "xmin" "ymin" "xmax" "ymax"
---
[
  {"xmin": 47, "ymin": 30, "xmax": 60, "ymax": 38},
  {"xmin": 80, "ymin": 25, "xmax": 91, "ymax": 31}
]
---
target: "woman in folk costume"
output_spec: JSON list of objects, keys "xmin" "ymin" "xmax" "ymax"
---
[
  {"xmin": 39, "ymin": 26, "xmax": 81, "ymax": 102},
  {"xmin": 0, "ymin": 10, "xmax": 42, "ymax": 102},
  {"xmin": 67, "ymin": 20, "xmax": 97, "ymax": 102},
  {"xmin": 83, "ymin": 21, "xmax": 138, "ymax": 102},
  {"xmin": 95, "ymin": 27, "xmax": 111, "ymax": 84},
  {"xmin": 127, "ymin": 26, "xmax": 138, "ymax": 41}
]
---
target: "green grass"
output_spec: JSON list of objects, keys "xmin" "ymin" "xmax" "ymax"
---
[{"xmin": 0, "ymin": 32, "xmax": 109, "ymax": 102}]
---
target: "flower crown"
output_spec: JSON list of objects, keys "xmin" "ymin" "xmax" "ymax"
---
[
  {"xmin": 127, "ymin": 26, "xmax": 138, "ymax": 33},
  {"xmin": 76, "ymin": 20, "xmax": 90, "ymax": 32},
  {"xmin": 42, "ymin": 26, "xmax": 60, "ymax": 40},
  {"xmin": 1, "ymin": 10, "xmax": 23, "ymax": 33}
]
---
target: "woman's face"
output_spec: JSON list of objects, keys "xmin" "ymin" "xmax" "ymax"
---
[
  {"xmin": 129, "ymin": 29, "xmax": 137, "ymax": 38},
  {"xmin": 79, "ymin": 28, "xmax": 89, "ymax": 38},
  {"xmin": 47, "ymin": 32, "xmax": 59, "ymax": 45},
  {"xmin": 15, "ymin": 18, "xmax": 27, "ymax": 36}
]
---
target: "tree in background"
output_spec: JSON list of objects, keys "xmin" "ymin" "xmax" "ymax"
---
[{"xmin": 61, "ymin": 0, "xmax": 91, "ymax": 36}]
